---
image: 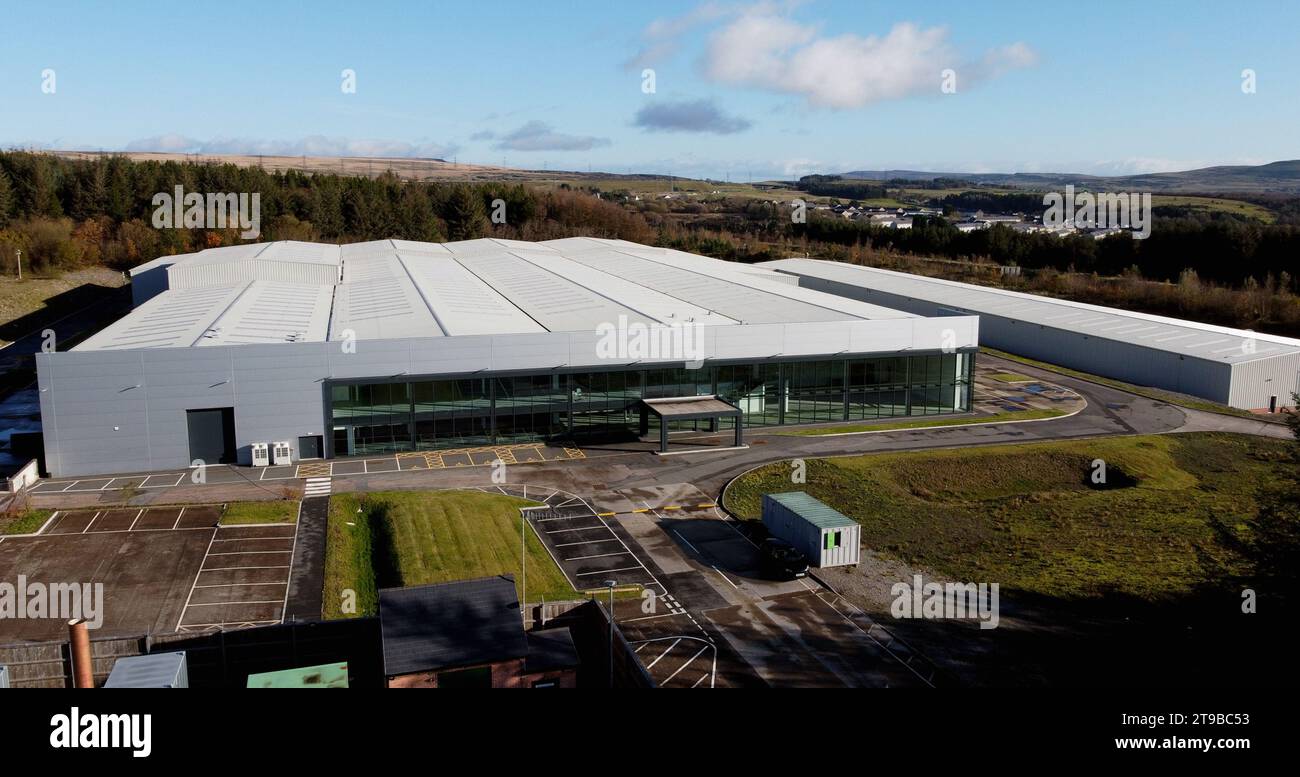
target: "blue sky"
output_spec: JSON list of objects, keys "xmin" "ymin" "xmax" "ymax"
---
[{"xmin": 2, "ymin": 0, "xmax": 1297, "ymax": 179}]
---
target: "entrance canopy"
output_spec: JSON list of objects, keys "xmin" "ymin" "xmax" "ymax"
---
[{"xmin": 638, "ymin": 396, "xmax": 743, "ymax": 453}]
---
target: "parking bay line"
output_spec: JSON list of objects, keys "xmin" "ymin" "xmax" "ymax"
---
[
  {"xmin": 193, "ymin": 581, "xmax": 287, "ymax": 589},
  {"xmin": 185, "ymin": 599, "xmax": 285, "ymax": 607},
  {"xmin": 576, "ymin": 566, "xmax": 644, "ymax": 577},
  {"xmin": 644, "ymin": 638, "xmax": 682, "ymax": 670},
  {"xmin": 661, "ymin": 645, "xmax": 710, "ymax": 685},
  {"xmin": 566, "ymin": 551, "xmax": 632, "ymax": 562}
]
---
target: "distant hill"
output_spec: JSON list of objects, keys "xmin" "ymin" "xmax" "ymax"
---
[{"xmin": 841, "ymin": 160, "xmax": 1300, "ymax": 194}]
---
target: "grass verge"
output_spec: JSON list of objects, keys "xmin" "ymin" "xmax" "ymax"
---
[
  {"xmin": 781, "ymin": 407, "xmax": 1065, "ymax": 436},
  {"xmin": 724, "ymin": 432, "xmax": 1292, "ymax": 602},
  {"xmin": 323, "ymin": 489, "xmax": 589, "ymax": 619},
  {"xmin": 0, "ymin": 508, "xmax": 53, "ymax": 535},
  {"xmin": 220, "ymin": 500, "xmax": 299, "ymax": 525}
]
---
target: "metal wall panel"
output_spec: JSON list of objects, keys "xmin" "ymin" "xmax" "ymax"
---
[
  {"xmin": 37, "ymin": 316, "xmax": 981, "ymax": 477},
  {"xmin": 795, "ymin": 274, "xmax": 1245, "ymax": 406},
  {"xmin": 1230, "ymin": 353, "xmax": 1300, "ymax": 410}
]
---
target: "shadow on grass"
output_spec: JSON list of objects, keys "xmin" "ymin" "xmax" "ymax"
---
[{"xmin": 367, "ymin": 501, "xmax": 404, "ymax": 590}]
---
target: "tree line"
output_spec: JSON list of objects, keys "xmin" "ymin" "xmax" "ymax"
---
[
  {"xmin": 0, "ymin": 152, "xmax": 651, "ymax": 275},
  {"xmin": 797, "ymin": 212, "xmax": 1300, "ymax": 291}
]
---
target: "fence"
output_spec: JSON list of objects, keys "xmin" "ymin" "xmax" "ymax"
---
[{"xmin": 0, "ymin": 618, "xmax": 383, "ymax": 688}]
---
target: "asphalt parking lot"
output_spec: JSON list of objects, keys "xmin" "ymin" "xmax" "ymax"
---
[
  {"xmin": 177, "ymin": 522, "xmax": 296, "ymax": 632},
  {"xmin": 525, "ymin": 493, "xmax": 661, "ymax": 594},
  {"xmin": 0, "ymin": 505, "xmax": 298, "ymax": 642}
]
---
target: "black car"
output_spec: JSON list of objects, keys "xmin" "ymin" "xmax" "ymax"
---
[{"xmin": 759, "ymin": 538, "xmax": 809, "ymax": 580}]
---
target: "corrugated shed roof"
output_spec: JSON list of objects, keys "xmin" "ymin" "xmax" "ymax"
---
[
  {"xmin": 379, "ymin": 576, "xmax": 526, "ymax": 676},
  {"xmin": 763, "ymin": 258, "xmax": 1300, "ymax": 364},
  {"xmin": 551, "ymin": 238, "xmax": 915, "ymax": 324},
  {"xmin": 76, "ymin": 284, "xmax": 248, "ymax": 349},
  {"xmin": 93, "ymin": 239, "xmax": 947, "ymax": 351},
  {"xmin": 197, "ymin": 281, "xmax": 333, "ymax": 346},
  {"xmin": 765, "ymin": 491, "xmax": 858, "ymax": 529}
]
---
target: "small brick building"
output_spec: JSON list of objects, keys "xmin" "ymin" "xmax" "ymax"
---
[{"xmin": 379, "ymin": 576, "xmax": 579, "ymax": 689}]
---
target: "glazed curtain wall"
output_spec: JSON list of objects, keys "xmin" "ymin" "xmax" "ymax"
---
[{"xmin": 330, "ymin": 352, "xmax": 973, "ymax": 455}]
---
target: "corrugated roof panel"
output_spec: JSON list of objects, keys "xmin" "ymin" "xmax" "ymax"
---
[
  {"xmin": 75, "ymin": 285, "xmax": 247, "ymax": 350},
  {"xmin": 547, "ymin": 238, "xmax": 908, "ymax": 324},
  {"xmin": 397, "ymin": 253, "xmax": 546, "ymax": 335},
  {"xmin": 330, "ymin": 254, "xmax": 444, "ymax": 340},
  {"xmin": 449, "ymin": 247, "xmax": 654, "ymax": 333},
  {"xmin": 762, "ymin": 258, "xmax": 1300, "ymax": 363},
  {"xmin": 197, "ymin": 281, "xmax": 333, "ymax": 346},
  {"xmin": 506, "ymin": 249, "xmax": 740, "ymax": 327}
]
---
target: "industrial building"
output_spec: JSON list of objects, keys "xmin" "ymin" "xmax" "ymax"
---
[
  {"xmin": 35, "ymin": 238, "xmax": 978, "ymax": 477},
  {"xmin": 764, "ymin": 258, "xmax": 1300, "ymax": 412}
]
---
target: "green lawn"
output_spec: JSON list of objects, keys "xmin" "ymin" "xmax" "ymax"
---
[
  {"xmin": 220, "ymin": 500, "xmax": 298, "ymax": 525},
  {"xmin": 0, "ymin": 508, "xmax": 53, "ymax": 535},
  {"xmin": 323, "ymin": 489, "xmax": 587, "ymax": 619},
  {"xmin": 782, "ymin": 407, "xmax": 1064, "ymax": 436},
  {"xmin": 724, "ymin": 433, "xmax": 1293, "ymax": 602}
]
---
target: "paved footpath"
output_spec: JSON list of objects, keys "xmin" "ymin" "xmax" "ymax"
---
[{"xmin": 283, "ymin": 480, "xmax": 330, "ymax": 621}]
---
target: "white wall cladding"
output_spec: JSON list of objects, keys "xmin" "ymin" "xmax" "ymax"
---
[
  {"xmin": 36, "ymin": 315, "xmax": 978, "ymax": 477},
  {"xmin": 1231, "ymin": 353, "xmax": 1300, "ymax": 410},
  {"xmin": 774, "ymin": 264, "xmax": 1295, "ymax": 410}
]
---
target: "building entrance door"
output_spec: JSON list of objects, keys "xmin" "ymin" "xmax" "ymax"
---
[{"xmin": 186, "ymin": 408, "xmax": 236, "ymax": 465}]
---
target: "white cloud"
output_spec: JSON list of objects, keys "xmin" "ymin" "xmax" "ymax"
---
[
  {"xmin": 705, "ymin": 15, "xmax": 1034, "ymax": 108},
  {"xmin": 626, "ymin": 4, "xmax": 1036, "ymax": 110}
]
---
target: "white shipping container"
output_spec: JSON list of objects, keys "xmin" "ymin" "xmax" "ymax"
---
[{"xmin": 761, "ymin": 492, "xmax": 860, "ymax": 568}]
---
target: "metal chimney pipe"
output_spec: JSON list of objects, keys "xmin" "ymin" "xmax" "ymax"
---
[{"xmin": 68, "ymin": 619, "xmax": 93, "ymax": 688}]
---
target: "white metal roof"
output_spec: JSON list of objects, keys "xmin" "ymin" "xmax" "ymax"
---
[
  {"xmin": 80, "ymin": 239, "xmax": 927, "ymax": 351},
  {"xmin": 762, "ymin": 258, "xmax": 1300, "ymax": 364}
]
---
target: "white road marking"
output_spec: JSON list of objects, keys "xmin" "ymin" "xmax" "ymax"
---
[
  {"xmin": 176, "ymin": 527, "xmax": 220, "ymax": 631},
  {"xmin": 576, "ymin": 566, "xmax": 643, "ymax": 577},
  {"xmin": 645, "ymin": 638, "xmax": 681, "ymax": 669},
  {"xmin": 567, "ymin": 551, "xmax": 632, "ymax": 561},
  {"xmin": 711, "ymin": 565, "xmax": 739, "ymax": 589},
  {"xmin": 662, "ymin": 645, "xmax": 710, "ymax": 685}
]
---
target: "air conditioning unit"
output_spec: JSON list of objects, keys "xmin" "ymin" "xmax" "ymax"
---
[
  {"xmin": 272, "ymin": 441, "xmax": 293, "ymax": 466},
  {"xmin": 251, "ymin": 442, "xmax": 270, "ymax": 468}
]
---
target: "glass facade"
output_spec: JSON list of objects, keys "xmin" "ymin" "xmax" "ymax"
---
[{"xmin": 329, "ymin": 352, "xmax": 975, "ymax": 457}]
